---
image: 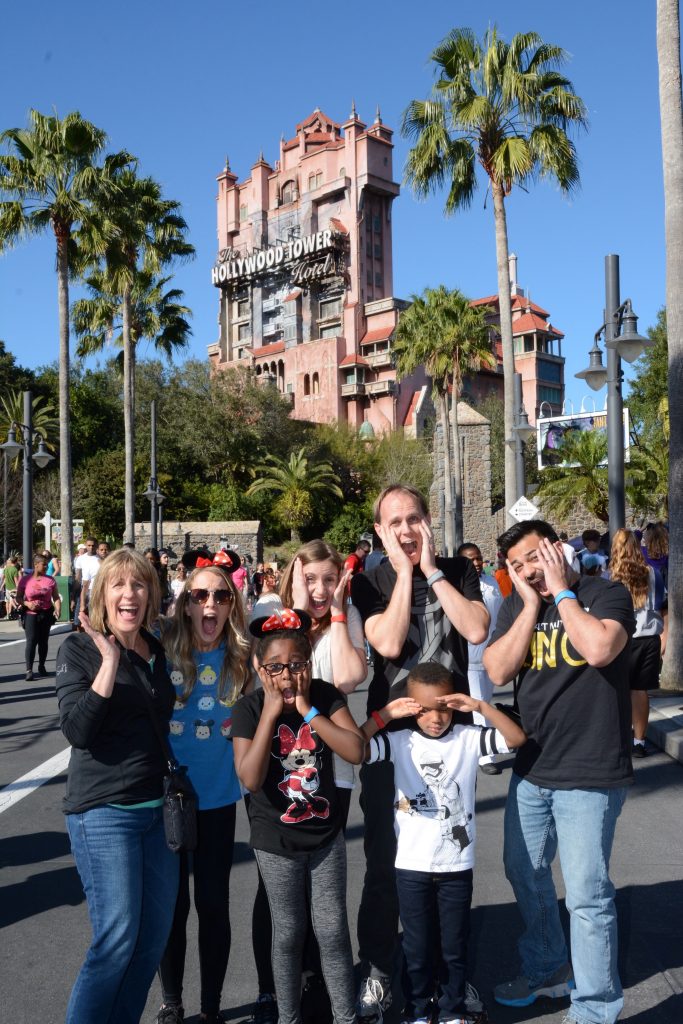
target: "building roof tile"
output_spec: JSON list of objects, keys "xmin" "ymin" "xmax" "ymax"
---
[
  {"xmin": 254, "ymin": 340, "xmax": 285, "ymax": 357},
  {"xmin": 512, "ymin": 312, "xmax": 564, "ymax": 337},
  {"xmin": 339, "ymin": 354, "xmax": 370, "ymax": 367},
  {"xmin": 360, "ymin": 326, "xmax": 394, "ymax": 345}
]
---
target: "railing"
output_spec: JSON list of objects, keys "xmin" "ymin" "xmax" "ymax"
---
[{"xmin": 341, "ymin": 383, "xmax": 367, "ymax": 398}]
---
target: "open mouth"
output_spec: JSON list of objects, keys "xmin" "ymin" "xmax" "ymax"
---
[
  {"xmin": 202, "ymin": 613, "xmax": 218, "ymax": 636},
  {"xmin": 310, "ymin": 598, "xmax": 329, "ymax": 615},
  {"xmin": 282, "ymin": 686, "xmax": 296, "ymax": 703},
  {"xmin": 117, "ymin": 605, "xmax": 140, "ymax": 623}
]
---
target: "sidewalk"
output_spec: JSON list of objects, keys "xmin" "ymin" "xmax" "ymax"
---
[
  {"xmin": 0, "ymin": 618, "xmax": 71, "ymax": 643},
  {"xmin": 649, "ymin": 689, "xmax": 683, "ymax": 763}
]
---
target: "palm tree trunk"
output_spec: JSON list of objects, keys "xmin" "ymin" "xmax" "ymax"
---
[
  {"xmin": 492, "ymin": 182, "xmax": 517, "ymax": 528},
  {"xmin": 439, "ymin": 390, "xmax": 455, "ymax": 556},
  {"xmin": 657, "ymin": 0, "xmax": 683, "ymax": 689},
  {"xmin": 55, "ymin": 229, "xmax": 74, "ymax": 579},
  {"xmin": 450, "ymin": 386, "xmax": 464, "ymax": 550},
  {"xmin": 122, "ymin": 285, "xmax": 136, "ymax": 545}
]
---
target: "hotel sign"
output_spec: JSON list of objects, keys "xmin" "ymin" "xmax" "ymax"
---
[{"xmin": 211, "ymin": 229, "xmax": 342, "ymax": 287}]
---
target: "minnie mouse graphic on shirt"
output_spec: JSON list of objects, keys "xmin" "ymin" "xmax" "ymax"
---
[{"xmin": 273, "ymin": 723, "xmax": 330, "ymax": 824}]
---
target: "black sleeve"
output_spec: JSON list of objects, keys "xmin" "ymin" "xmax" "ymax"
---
[
  {"xmin": 456, "ymin": 557, "xmax": 486, "ymax": 604},
  {"xmin": 313, "ymin": 679, "xmax": 348, "ymax": 718},
  {"xmin": 54, "ymin": 634, "xmax": 112, "ymax": 749},
  {"xmin": 589, "ymin": 579, "xmax": 636, "ymax": 634},
  {"xmin": 231, "ymin": 692, "xmax": 262, "ymax": 741},
  {"xmin": 351, "ymin": 569, "xmax": 387, "ymax": 623}
]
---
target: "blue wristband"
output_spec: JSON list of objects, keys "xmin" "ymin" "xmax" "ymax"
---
[
  {"xmin": 555, "ymin": 589, "xmax": 577, "ymax": 606},
  {"xmin": 303, "ymin": 707, "xmax": 320, "ymax": 724}
]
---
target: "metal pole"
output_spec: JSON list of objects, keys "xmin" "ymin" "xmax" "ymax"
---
[
  {"xmin": 159, "ymin": 503, "xmax": 164, "ymax": 550},
  {"xmin": 22, "ymin": 390, "xmax": 33, "ymax": 570},
  {"xmin": 604, "ymin": 255, "xmax": 625, "ymax": 538},
  {"xmin": 3, "ymin": 452, "xmax": 8, "ymax": 562},
  {"xmin": 513, "ymin": 373, "xmax": 526, "ymax": 500},
  {"xmin": 150, "ymin": 400, "xmax": 158, "ymax": 550}
]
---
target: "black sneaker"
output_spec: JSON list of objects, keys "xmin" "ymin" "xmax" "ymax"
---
[
  {"xmin": 156, "ymin": 1007, "xmax": 184, "ymax": 1024},
  {"xmin": 37, "ymin": 664, "xmax": 48, "ymax": 677},
  {"xmin": 632, "ymin": 742, "xmax": 649, "ymax": 758},
  {"xmin": 249, "ymin": 993, "xmax": 278, "ymax": 1024},
  {"xmin": 356, "ymin": 973, "xmax": 393, "ymax": 1022}
]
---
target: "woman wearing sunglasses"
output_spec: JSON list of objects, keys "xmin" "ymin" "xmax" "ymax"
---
[{"xmin": 156, "ymin": 553, "xmax": 251, "ymax": 1024}]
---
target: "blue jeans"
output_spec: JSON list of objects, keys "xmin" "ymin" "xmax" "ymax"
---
[
  {"xmin": 66, "ymin": 804, "xmax": 179, "ymax": 1024},
  {"xmin": 504, "ymin": 774, "xmax": 627, "ymax": 1024},
  {"xmin": 396, "ymin": 868, "xmax": 473, "ymax": 1021}
]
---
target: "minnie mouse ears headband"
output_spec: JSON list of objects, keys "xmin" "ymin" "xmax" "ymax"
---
[
  {"xmin": 249, "ymin": 607, "xmax": 312, "ymax": 638},
  {"xmin": 183, "ymin": 549, "xmax": 241, "ymax": 573}
]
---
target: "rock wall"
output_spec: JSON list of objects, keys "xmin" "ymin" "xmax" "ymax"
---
[{"xmin": 134, "ymin": 520, "xmax": 263, "ymax": 563}]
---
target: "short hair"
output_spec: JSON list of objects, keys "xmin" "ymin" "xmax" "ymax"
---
[
  {"xmin": 407, "ymin": 662, "xmax": 454, "ymax": 690},
  {"xmin": 88, "ymin": 548, "xmax": 161, "ymax": 633},
  {"xmin": 358, "ymin": 540, "xmax": 371, "ymax": 553},
  {"xmin": 457, "ymin": 542, "xmax": 481, "ymax": 557},
  {"xmin": 373, "ymin": 483, "xmax": 428, "ymax": 524},
  {"xmin": 255, "ymin": 629, "xmax": 312, "ymax": 665},
  {"xmin": 86, "ymin": 536, "xmax": 97, "ymax": 545},
  {"xmin": 582, "ymin": 529, "xmax": 601, "ymax": 544},
  {"xmin": 497, "ymin": 520, "xmax": 559, "ymax": 559}
]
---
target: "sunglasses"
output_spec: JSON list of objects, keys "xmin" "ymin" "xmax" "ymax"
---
[
  {"xmin": 262, "ymin": 660, "xmax": 310, "ymax": 677},
  {"xmin": 188, "ymin": 588, "xmax": 233, "ymax": 606}
]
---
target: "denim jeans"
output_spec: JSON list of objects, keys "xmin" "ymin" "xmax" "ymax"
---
[
  {"xmin": 66, "ymin": 804, "xmax": 179, "ymax": 1024},
  {"xmin": 396, "ymin": 868, "xmax": 473, "ymax": 1021},
  {"xmin": 504, "ymin": 774, "xmax": 627, "ymax": 1024}
]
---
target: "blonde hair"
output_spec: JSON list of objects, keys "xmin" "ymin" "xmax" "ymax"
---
[
  {"xmin": 160, "ymin": 565, "xmax": 251, "ymax": 703},
  {"xmin": 279, "ymin": 540, "xmax": 343, "ymax": 634},
  {"xmin": 88, "ymin": 548, "xmax": 161, "ymax": 633},
  {"xmin": 609, "ymin": 528, "xmax": 650, "ymax": 609}
]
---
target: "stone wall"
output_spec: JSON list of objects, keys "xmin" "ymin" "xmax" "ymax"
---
[{"xmin": 134, "ymin": 520, "xmax": 263, "ymax": 563}]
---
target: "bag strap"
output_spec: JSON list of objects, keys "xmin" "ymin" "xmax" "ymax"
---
[{"xmin": 119, "ymin": 645, "xmax": 178, "ymax": 773}]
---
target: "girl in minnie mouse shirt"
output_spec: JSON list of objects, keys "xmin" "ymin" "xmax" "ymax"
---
[{"xmin": 232, "ymin": 609, "xmax": 364, "ymax": 1024}]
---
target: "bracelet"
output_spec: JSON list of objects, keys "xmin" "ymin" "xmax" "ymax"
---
[
  {"xmin": 555, "ymin": 589, "xmax": 578, "ymax": 606},
  {"xmin": 426, "ymin": 569, "xmax": 445, "ymax": 587},
  {"xmin": 303, "ymin": 706, "xmax": 320, "ymax": 724},
  {"xmin": 371, "ymin": 710, "xmax": 386, "ymax": 731},
  {"xmin": 330, "ymin": 613, "xmax": 347, "ymax": 623}
]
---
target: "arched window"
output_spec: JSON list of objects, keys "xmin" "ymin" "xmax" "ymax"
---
[
  {"xmin": 339, "ymin": 166, "xmax": 346, "ymax": 179},
  {"xmin": 256, "ymin": 365, "xmax": 262, "ymax": 376},
  {"xmin": 278, "ymin": 360, "xmax": 285, "ymax": 390},
  {"xmin": 308, "ymin": 173, "xmax": 316, "ymax": 192},
  {"xmin": 315, "ymin": 171, "xmax": 323, "ymax": 189},
  {"xmin": 270, "ymin": 361, "xmax": 277, "ymax": 376},
  {"xmin": 281, "ymin": 180, "xmax": 296, "ymax": 204},
  {"xmin": 303, "ymin": 374, "xmax": 311, "ymax": 396},
  {"xmin": 312, "ymin": 372, "xmax": 320, "ymax": 395},
  {"xmin": 239, "ymin": 203, "xmax": 248, "ymax": 222}
]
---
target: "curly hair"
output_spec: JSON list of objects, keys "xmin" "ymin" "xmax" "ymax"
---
[
  {"xmin": 278, "ymin": 540, "xmax": 343, "ymax": 635},
  {"xmin": 643, "ymin": 523, "xmax": 669, "ymax": 560},
  {"xmin": 160, "ymin": 565, "xmax": 251, "ymax": 703},
  {"xmin": 609, "ymin": 528, "xmax": 650, "ymax": 609}
]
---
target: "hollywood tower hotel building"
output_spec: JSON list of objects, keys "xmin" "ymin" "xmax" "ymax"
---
[{"xmin": 208, "ymin": 106, "xmax": 427, "ymax": 434}]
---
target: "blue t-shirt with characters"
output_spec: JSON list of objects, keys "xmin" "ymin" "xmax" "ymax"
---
[{"xmin": 167, "ymin": 644, "xmax": 242, "ymax": 810}]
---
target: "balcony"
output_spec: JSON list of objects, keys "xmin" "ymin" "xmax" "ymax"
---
[
  {"xmin": 262, "ymin": 296, "xmax": 281, "ymax": 312},
  {"xmin": 366, "ymin": 379, "xmax": 397, "ymax": 397},
  {"xmin": 341, "ymin": 382, "xmax": 367, "ymax": 399},
  {"xmin": 367, "ymin": 349, "xmax": 393, "ymax": 370},
  {"xmin": 263, "ymin": 319, "xmax": 283, "ymax": 337}
]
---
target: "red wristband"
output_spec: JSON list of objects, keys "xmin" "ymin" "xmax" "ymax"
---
[
  {"xmin": 330, "ymin": 614, "xmax": 347, "ymax": 623},
  {"xmin": 371, "ymin": 710, "xmax": 385, "ymax": 731}
]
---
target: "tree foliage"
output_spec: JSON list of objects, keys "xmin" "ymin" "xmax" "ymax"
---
[
  {"xmin": 627, "ymin": 307, "xmax": 668, "ymax": 441},
  {"xmin": 534, "ymin": 429, "xmax": 608, "ymax": 523}
]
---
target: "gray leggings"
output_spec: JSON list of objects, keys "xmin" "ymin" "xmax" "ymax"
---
[{"xmin": 255, "ymin": 832, "xmax": 356, "ymax": 1024}]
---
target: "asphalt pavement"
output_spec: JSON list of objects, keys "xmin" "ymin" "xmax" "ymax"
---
[{"xmin": 1, "ymin": 623, "xmax": 682, "ymax": 1023}]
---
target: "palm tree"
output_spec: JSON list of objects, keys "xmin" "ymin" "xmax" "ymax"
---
[
  {"xmin": 72, "ymin": 269, "xmax": 192, "ymax": 368},
  {"xmin": 534, "ymin": 429, "xmax": 608, "ymax": 524},
  {"xmin": 657, "ymin": 0, "xmax": 683, "ymax": 688},
  {"xmin": 75, "ymin": 170, "xmax": 194, "ymax": 543},
  {"xmin": 402, "ymin": 27, "xmax": 587, "ymax": 526},
  {"xmin": 247, "ymin": 447, "xmax": 343, "ymax": 542},
  {"xmin": 626, "ymin": 443, "xmax": 669, "ymax": 523},
  {"xmin": 0, "ymin": 109, "xmax": 130, "ymax": 573},
  {"xmin": 0, "ymin": 391, "xmax": 58, "ymax": 469},
  {"xmin": 393, "ymin": 285, "xmax": 494, "ymax": 551}
]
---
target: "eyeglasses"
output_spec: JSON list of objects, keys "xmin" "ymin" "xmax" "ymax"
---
[
  {"xmin": 188, "ymin": 588, "xmax": 233, "ymax": 606},
  {"xmin": 262, "ymin": 660, "xmax": 310, "ymax": 677}
]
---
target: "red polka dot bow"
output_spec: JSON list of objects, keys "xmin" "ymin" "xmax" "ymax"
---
[{"xmin": 261, "ymin": 609, "xmax": 302, "ymax": 632}]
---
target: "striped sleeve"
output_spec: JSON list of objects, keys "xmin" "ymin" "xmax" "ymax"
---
[
  {"xmin": 367, "ymin": 731, "xmax": 393, "ymax": 764},
  {"xmin": 479, "ymin": 726, "xmax": 514, "ymax": 757}
]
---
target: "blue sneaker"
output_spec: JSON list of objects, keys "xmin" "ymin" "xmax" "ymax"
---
[{"xmin": 494, "ymin": 964, "xmax": 575, "ymax": 1007}]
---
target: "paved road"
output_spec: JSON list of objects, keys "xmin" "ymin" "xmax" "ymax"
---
[{"xmin": 1, "ymin": 628, "xmax": 682, "ymax": 1023}]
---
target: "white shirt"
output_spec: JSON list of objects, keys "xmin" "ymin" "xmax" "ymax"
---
[
  {"xmin": 468, "ymin": 574, "xmax": 503, "ymax": 670},
  {"xmin": 79, "ymin": 554, "xmax": 101, "ymax": 583},
  {"xmin": 368, "ymin": 724, "xmax": 511, "ymax": 872}
]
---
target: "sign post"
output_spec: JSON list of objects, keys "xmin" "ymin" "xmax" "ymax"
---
[{"xmin": 508, "ymin": 496, "xmax": 540, "ymax": 523}]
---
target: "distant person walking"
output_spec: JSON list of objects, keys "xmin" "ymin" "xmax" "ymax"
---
[{"xmin": 16, "ymin": 554, "xmax": 61, "ymax": 679}]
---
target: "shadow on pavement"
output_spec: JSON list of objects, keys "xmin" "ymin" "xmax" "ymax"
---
[
  {"xmin": 0, "ymin": 828, "xmax": 71, "ymax": 868},
  {"xmin": 0, "ymin": 865, "xmax": 83, "ymax": 928}
]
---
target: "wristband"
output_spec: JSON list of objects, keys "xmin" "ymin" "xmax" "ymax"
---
[
  {"xmin": 371, "ymin": 710, "xmax": 386, "ymax": 731},
  {"xmin": 330, "ymin": 613, "xmax": 347, "ymax": 623},
  {"xmin": 554, "ymin": 589, "xmax": 578, "ymax": 606},
  {"xmin": 303, "ymin": 707, "xmax": 320, "ymax": 724},
  {"xmin": 426, "ymin": 569, "xmax": 445, "ymax": 587}
]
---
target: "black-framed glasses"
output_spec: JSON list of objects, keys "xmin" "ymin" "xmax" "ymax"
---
[
  {"xmin": 188, "ymin": 588, "xmax": 233, "ymax": 606},
  {"xmin": 262, "ymin": 660, "xmax": 310, "ymax": 677}
]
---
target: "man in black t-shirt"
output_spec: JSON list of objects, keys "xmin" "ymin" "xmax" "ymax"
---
[
  {"xmin": 351, "ymin": 483, "xmax": 488, "ymax": 1022},
  {"xmin": 483, "ymin": 520, "xmax": 634, "ymax": 1024}
]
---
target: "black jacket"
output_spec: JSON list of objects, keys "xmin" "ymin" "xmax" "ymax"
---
[{"xmin": 55, "ymin": 630, "xmax": 175, "ymax": 814}]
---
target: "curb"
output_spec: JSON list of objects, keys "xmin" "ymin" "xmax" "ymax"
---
[{"xmin": 648, "ymin": 692, "xmax": 683, "ymax": 764}]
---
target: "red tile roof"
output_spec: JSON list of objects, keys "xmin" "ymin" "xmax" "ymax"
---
[
  {"xmin": 360, "ymin": 326, "xmax": 394, "ymax": 345},
  {"xmin": 339, "ymin": 354, "xmax": 370, "ymax": 367},
  {"xmin": 296, "ymin": 110, "xmax": 341, "ymax": 132},
  {"xmin": 283, "ymin": 290, "xmax": 302, "ymax": 302},
  {"xmin": 330, "ymin": 217, "xmax": 349, "ymax": 235},
  {"xmin": 471, "ymin": 294, "xmax": 551, "ymax": 317},
  {"xmin": 254, "ymin": 340, "xmax": 285, "ymax": 357},
  {"xmin": 512, "ymin": 312, "xmax": 563, "ymax": 337}
]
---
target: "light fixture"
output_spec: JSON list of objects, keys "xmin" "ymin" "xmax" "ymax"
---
[
  {"xmin": 0, "ymin": 426, "xmax": 22, "ymax": 459},
  {"xmin": 32, "ymin": 436, "xmax": 54, "ymax": 469},
  {"xmin": 515, "ymin": 409, "xmax": 536, "ymax": 444},
  {"xmin": 575, "ymin": 337, "xmax": 608, "ymax": 392},
  {"xmin": 604, "ymin": 299, "xmax": 653, "ymax": 364}
]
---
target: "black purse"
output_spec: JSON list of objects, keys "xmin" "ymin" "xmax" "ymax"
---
[{"xmin": 123, "ymin": 648, "xmax": 198, "ymax": 853}]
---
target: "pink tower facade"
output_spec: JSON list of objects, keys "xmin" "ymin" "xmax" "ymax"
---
[{"xmin": 207, "ymin": 106, "xmax": 427, "ymax": 436}]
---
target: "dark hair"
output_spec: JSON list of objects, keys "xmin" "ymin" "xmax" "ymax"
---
[
  {"xmin": 497, "ymin": 520, "xmax": 559, "ymax": 559},
  {"xmin": 582, "ymin": 529, "xmax": 601, "ymax": 544},
  {"xmin": 255, "ymin": 629, "xmax": 312, "ymax": 664},
  {"xmin": 407, "ymin": 662, "xmax": 454, "ymax": 690},
  {"xmin": 456, "ymin": 542, "xmax": 481, "ymax": 557}
]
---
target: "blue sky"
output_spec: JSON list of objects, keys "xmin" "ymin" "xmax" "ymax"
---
[{"xmin": 0, "ymin": 1, "xmax": 667, "ymax": 416}]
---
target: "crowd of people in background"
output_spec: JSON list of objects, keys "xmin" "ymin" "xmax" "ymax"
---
[{"xmin": 6, "ymin": 498, "xmax": 669, "ymax": 1024}]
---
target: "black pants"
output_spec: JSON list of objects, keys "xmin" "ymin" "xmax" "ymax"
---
[
  {"xmin": 357, "ymin": 760, "xmax": 399, "ymax": 976},
  {"xmin": 24, "ymin": 611, "xmax": 52, "ymax": 672},
  {"xmin": 158, "ymin": 803, "xmax": 237, "ymax": 1016}
]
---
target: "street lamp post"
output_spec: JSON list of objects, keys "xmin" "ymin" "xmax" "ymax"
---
[
  {"xmin": 0, "ymin": 390, "xmax": 54, "ymax": 569},
  {"xmin": 575, "ymin": 254, "xmax": 652, "ymax": 539},
  {"xmin": 506, "ymin": 372, "xmax": 535, "ymax": 500},
  {"xmin": 143, "ymin": 400, "xmax": 165, "ymax": 550}
]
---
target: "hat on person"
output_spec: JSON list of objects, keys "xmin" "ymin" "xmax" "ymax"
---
[{"xmin": 77, "ymin": 543, "xmax": 87, "ymax": 553}]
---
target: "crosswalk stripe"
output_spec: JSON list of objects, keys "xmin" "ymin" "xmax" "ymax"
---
[{"xmin": 0, "ymin": 747, "xmax": 71, "ymax": 814}]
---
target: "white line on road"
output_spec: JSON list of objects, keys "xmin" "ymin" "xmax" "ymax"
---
[
  {"xmin": 0, "ymin": 623, "xmax": 72, "ymax": 648},
  {"xmin": 0, "ymin": 747, "xmax": 71, "ymax": 815}
]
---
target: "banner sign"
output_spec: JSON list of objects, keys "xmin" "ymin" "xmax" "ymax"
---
[{"xmin": 537, "ymin": 409, "xmax": 631, "ymax": 470}]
